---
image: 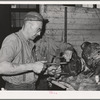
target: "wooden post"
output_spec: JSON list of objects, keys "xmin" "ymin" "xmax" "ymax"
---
[{"xmin": 64, "ymin": 7, "xmax": 67, "ymax": 43}]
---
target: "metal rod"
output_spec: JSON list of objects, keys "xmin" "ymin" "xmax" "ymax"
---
[{"xmin": 45, "ymin": 62, "xmax": 67, "ymax": 65}]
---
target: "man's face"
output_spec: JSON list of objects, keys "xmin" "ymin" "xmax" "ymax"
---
[
  {"xmin": 27, "ymin": 21, "xmax": 43, "ymax": 40},
  {"xmin": 63, "ymin": 50, "xmax": 72, "ymax": 62}
]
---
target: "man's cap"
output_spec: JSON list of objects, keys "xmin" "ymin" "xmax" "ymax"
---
[{"xmin": 24, "ymin": 12, "xmax": 44, "ymax": 22}]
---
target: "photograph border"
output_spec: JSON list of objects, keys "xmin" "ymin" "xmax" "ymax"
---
[{"xmin": 0, "ymin": 0, "xmax": 100, "ymax": 99}]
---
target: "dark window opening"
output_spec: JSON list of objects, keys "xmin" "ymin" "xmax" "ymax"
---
[{"xmin": 11, "ymin": 4, "xmax": 39, "ymax": 33}]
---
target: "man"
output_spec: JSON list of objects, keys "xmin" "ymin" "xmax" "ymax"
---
[{"xmin": 0, "ymin": 12, "xmax": 58, "ymax": 90}]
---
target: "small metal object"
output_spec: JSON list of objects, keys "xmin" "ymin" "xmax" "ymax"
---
[
  {"xmin": 45, "ymin": 62, "xmax": 67, "ymax": 66},
  {"xmin": 60, "ymin": 72, "xmax": 68, "ymax": 75},
  {"xmin": 51, "ymin": 80, "xmax": 67, "ymax": 90},
  {"xmin": 88, "ymin": 72, "xmax": 95, "ymax": 78}
]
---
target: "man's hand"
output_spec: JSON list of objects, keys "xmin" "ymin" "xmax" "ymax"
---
[
  {"xmin": 32, "ymin": 61, "xmax": 47, "ymax": 74},
  {"xmin": 47, "ymin": 65, "xmax": 62, "ymax": 76}
]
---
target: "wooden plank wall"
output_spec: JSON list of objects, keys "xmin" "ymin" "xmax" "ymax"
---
[
  {"xmin": 67, "ymin": 7, "xmax": 100, "ymax": 56},
  {"xmin": 40, "ymin": 5, "xmax": 64, "ymax": 42},
  {"xmin": 40, "ymin": 5, "xmax": 100, "ymax": 56}
]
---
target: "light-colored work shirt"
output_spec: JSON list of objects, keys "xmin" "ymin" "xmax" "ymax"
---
[{"xmin": 0, "ymin": 30, "xmax": 38, "ymax": 85}]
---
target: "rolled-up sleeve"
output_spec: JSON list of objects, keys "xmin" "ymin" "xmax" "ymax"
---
[{"xmin": 0, "ymin": 35, "xmax": 17, "ymax": 62}]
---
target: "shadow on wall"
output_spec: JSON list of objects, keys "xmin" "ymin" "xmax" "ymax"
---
[
  {"xmin": 0, "ymin": 5, "xmax": 11, "ymax": 48},
  {"xmin": 0, "ymin": 5, "xmax": 11, "ymax": 89},
  {"xmin": 34, "ymin": 19, "xmax": 50, "ymax": 90}
]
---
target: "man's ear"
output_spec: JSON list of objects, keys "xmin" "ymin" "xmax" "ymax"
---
[{"xmin": 23, "ymin": 21, "xmax": 30, "ymax": 30}]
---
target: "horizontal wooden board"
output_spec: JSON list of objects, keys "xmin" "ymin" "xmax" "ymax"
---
[
  {"xmin": 45, "ymin": 29, "xmax": 64, "ymax": 33},
  {"xmin": 46, "ymin": 23, "xmax": 64, "ymax": 29},
  {"xmin": 68, "ymin": 39, "xmax": 100, "ymax": 45},
  {"xmin": 67, "ymin": 6, "xmax": 100, "ymax": 14},
  {"xmin": 48, "ymin": 18, "xmax": 100, "ymax": 25},
  {"xmin": 44, "ymin": 8, "xmax": 100, "ymax": 19},
  {"xmin": 42, "ymin": 6, "xmax": 100, "ymax": 14},
  {"xmin": 44, "ymin": 11, "xmax": 99, "ymax": 19},
  {"xmin": 67, "ymin": 34, "xmax": 100, "ymax": 41},
  {"xmin": 67, "ymin": 38, "xmax": 100, "ymax": 42},
  {"xmin": 67, "ymin": 30, "xmax": 100, "ymax": 35},
  {"xmin": 48, "ymin": 18, "xmax": 64, "ymax": 24},
  {"xmin": 67, "ymin": 24, "xmax": 100, "ymax": 29},
  {"xmin": 43, "ymin": 11, "xmax": 64, "ymax": 18},
  {"xmin": 46, "ymin": 29, "xmax": 100, "ymax": 36},
  {"xmin": 67, "ymin": 12, "xmax": 100, "ymax": 19},
  {"xmin": 46, "ymin": 5, "xmax": 64, "ymax": 12},
  {"xmin": 67, "ymin": 33, "xmax": 94, "ymax": 37},
  {"xmin": 53, "ymin": 35, "xmax": 64, "ymax": 42},
  {"xmin": 67, "ymin": 18, "xmax": 100, "ymax": 25},
  {"xmin": 46, "ymin": 23, "xmax": 100, "ymax": 30},
  {"xmin": 44, "ymin": 34, "xmax": 63, "ymax": 42},
  {"xmin": 45, "ymin": 29, "xmax": 64, "ymax": 35}
]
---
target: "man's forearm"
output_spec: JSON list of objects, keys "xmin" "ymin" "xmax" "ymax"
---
[{"xmin": 0, "ymin": 61, "xmax": 33, "ymax": 75}]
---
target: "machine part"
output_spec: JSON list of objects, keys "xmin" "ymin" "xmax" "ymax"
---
[
  {"xmin": 51, "ymin": 80, "xmax": 76, "ymax": 91},
  {"xmin": 95, "ymin": 75, "xmax": 99, "ymax": 83},
  {"xmin": 51, "ymin": 80, "xmax": 67, "ymax": 90}
]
